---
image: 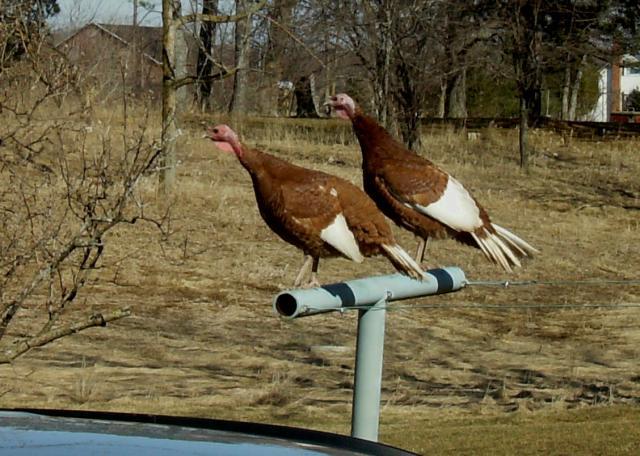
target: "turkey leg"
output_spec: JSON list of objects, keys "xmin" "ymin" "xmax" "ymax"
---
[
  {"xmin": 293, "ymin": 254, "xmax": 314, "ymax": 288},
  {"xmin": 414, "ymin": 236, "xmax": 430, "ymax": 264}
]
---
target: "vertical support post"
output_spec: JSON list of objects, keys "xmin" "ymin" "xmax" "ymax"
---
[{"xmin": 351, "ymin": 297, "xmax": 387, "ymax": 442}]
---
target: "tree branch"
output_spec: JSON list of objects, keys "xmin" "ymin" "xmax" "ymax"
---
[
  {"xmin": 174, "ymin": 1, "xmax": 267, "ymax": 29},
  {"xmin": 173, "ymin": 69, "xmax": 237, "ymax": 89},
  {"xmin": 0, "ymin": 307, "xmax": 131, "ymax": 364},
  {"xmin": 256, "ymin": 12, "xmax": 326, "ymax": 70}
]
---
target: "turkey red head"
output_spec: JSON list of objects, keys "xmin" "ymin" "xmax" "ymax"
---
[
  {"xmin": 205, "ymin": 124, "xmax": 239, "ymax": 154},
  {"xmin": 326, "ymin": 93, "xmax": 357, "ymax": 119}
]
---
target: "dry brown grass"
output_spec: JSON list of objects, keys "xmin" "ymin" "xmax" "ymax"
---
[{"xmin": 1, "ymin": 109, "xmax": 639, "ymax": 454}]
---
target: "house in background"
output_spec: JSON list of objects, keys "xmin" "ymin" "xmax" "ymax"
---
[
  {"xmin": 56, "ymin": 23, "xmax": 165, "ymax": 101},
  {"xmin": 57, "ymin": 22, "xmax": 204, "ymax": 107},
  {"xmin": 590, "ymin": 54, "xmax": 640, "ymax": 122}
]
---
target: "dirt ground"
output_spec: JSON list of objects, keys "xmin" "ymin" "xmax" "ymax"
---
[{"xmin": 1, "ymin": 116, "xmax": 639, "ymax": 453}]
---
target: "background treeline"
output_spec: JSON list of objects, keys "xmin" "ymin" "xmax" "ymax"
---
[
  {"xmin": 7, "ymin": 2, "xmax": 640, "ymax": 139},
  {"xmin": 184, "ymin": 0, "xmax": 640, "ymax": 145}
]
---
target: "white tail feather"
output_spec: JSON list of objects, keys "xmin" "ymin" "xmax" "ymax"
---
[
  {"xmin": 493, "ymin": 235, "xmax": 522, "ymax": 268},
  {"xmin": 381, "ymin": 244, "xmax": 426, "ymax": 280},
  {"xmin": 472, "ymin": 230, "xmax": 512, "ymax": 272},
  {"xmin": 485, "ymin": 228, "xmax": 521, "ymax": 268},
  {"xmin": 471, "ymin": 232, "xmax": 492, "ymax": 260},
  {"xmin": 492, "ymin": 223, "xmax": 539, "ymax": 255},
  {"xmin": 483, "ymin": 232, "xmax": 512, "ymax": 272},
  {"xmin": 471, "ymin": 224, "xmax": 538, "ymax": 272},
  {"xmin": 495, "ymin": 232, "xmax": 528, "ymax": 256}
]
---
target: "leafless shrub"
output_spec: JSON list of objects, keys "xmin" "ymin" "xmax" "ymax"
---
[{"xmin": 0, "ymin": 19, "xmax": 167, "ymax": 363}]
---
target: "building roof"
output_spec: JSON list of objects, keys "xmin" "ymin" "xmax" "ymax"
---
[
  {"xmin": 622, "ymin": 54, "xmax": 639, "ymax": 66},
  {"xmin": 56, "ymin": 22, "xmax": 162, "ymax": 65}
]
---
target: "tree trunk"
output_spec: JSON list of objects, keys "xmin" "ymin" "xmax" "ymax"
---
[
  {"xmin": 132, "ymin": 0, "xmax": 145, "ymax": 90},
  {"xmin": 519, "ymin": 96, "xmax": 529, "ymax": 170},
  {"xmin": 445, "ymin": 69, "xmax": 467, "ymax": 118},
  {"xmin": 374, "ymin": 3, "xmax": 393, "ymax": 127},
  {"xmin": 293, "ymin": 76, "xmax": 318, "ymax": 118},
  {"xmin": 264, "ymin": 0, "xmax": 296, "ymax": 116},
  {"xmin": 399, "ymin": 113, "xmax": 420, "ymax": 151},
  {"xmin": 322, "ymin": 30, "xmax": 336, "ymax": 116},
  {"xmin": 133, "ymin": 0, "xmax": 138, "ymax": 26},
  {"xmin": 195, "ymin": 0, "xmax": 218, "ymax": 112},
  {"xmin": 562, "ymin": 61, "xmax": 570, "ymax": 120},
  {"xmin": 527, "ymin": 85, "xmax": 542, "ymax": 126},
  {"xmin": 309, "ymin": 73, "xmax": 321, "ymax": 116},
  {"xmin": 437, "ymin": 78, "xmax": 446, "ymax": 118},
  {"xmin": 512, "ymin": 2, "xmax": 543, "ymax": 127},
  {"xmin": 175, "ymin": 27, "xmax": 188, "ymax": 111},
  {"xmin": 160, "ymin": 0, "xmax": 180, "ymax": 195},
  {"xmin": 394, "ymin": 59, "xmax": 420, "ymax": 150},
  {"xmin": 568, "ymin": 54, "xmax": 587, "ymax": 121},
  {"xmin": 228, "ymin": 0, "xmax": 252, "ymax": 114},
  {"xmin": 323, "ymin": 59, "xmax": 335, "ymax": 115}
]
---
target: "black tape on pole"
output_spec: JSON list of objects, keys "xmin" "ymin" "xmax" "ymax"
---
[
  {"xmin": 427, "ymin": 268, "xmax": 454, "ymax": 294},
  {"xmin": 321, "ymin": 283, "xmax": 357, "ymax": 307}
]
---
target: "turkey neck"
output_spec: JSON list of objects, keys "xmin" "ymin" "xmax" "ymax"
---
[
  {"xmin": 351, "ymin": 112, "xmax": 414, "ymax": 167},
  {"xmin": 230, "ymin": 142, "xmax": 262, "ymax": 176},
  {"xmin": 232, "ymin": 142, "xmax": 311, "ymax": 212},
  {"xmin": 231, "ymin": 142, "xmax": 294, "ymax": 183}
]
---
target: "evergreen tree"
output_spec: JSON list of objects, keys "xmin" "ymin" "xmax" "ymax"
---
[
  {"xmin": 0, "ymin": 0, "xmax": 60, "ymax": 67},
  {"xmin": 625, "ymin": 88, "xmax": 640, "ymax": 111}
]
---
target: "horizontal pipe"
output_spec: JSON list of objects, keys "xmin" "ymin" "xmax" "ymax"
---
[{"xmin": 273, "ymin": 267, "xmax": 466, "ymax": 319}]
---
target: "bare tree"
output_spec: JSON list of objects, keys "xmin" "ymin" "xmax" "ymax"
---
[
  {"xmin": 0, "ymin": 22, "xmax": 167, "ymax": 362},
  {"xmin": 160, "ymin": 0, "xmax": 266, "ymax": 194},
  {"xmin": 314, "ymin": 0, "xmax": 487, "ymax": 147},
  {"xmin": 334, "ymin": 0, "xmax": 397, "ymax": 127},
  {"xmin": 293, "ymin": 75, "xmax": 318, "ymax": 117},
  {"xmin": 436, "ymin": 2, "xmax": 495, "ymax": 119},
  {"xmin": 228, "ymin": 0, "xmax": 254, "ymax": 114},
  {"xmin": 491, "ymin": 0, "xmax": 546, "ymax": 170},
  {"xmin": 160, "ymin": 0, "xmax": 181, "ymax": 195},
  {"xmin": 493, "ymin": 0, "xmax": 623, "ymax": 165},
  {"xmin": 538, "ymin": 2, "xmax": 604, "ymax": 121},
  {"xmin": 195, "ymin": 0, "xmax": 219, "ymax": 112},
  {"xmin": 262, "ymin": 0, "xmax": 297, "ymax": 116}
]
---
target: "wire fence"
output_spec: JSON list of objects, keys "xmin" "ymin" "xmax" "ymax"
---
[
  {"xmin": 467, "ymin": 279, "xmax": 640, "ymax": 287},
  {"xmin": 304, "ymin": 277, "xmax": 640, "ymax": 314},
  {"xmin": 334, "ymin": 301, "xmax": 640, "ymax": 312}
]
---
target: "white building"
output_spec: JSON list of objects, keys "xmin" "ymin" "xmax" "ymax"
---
[{"xmin": 590, "ymin": 54, "xmax": 640, "ymax": 121}]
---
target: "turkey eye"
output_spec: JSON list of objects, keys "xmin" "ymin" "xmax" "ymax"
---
[{"xmin": 213, "ymin": 128, "xmax": 218, "ymax": 134}]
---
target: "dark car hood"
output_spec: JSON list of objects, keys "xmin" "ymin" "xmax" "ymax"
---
[{"xmin": 0, "ymin": 409, "xmax": 416, "ymax": 456}]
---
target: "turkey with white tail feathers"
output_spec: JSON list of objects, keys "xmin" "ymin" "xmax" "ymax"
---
[
  {"xmin": 325, "ymin": 93, "xmax": 538, "ymax": 272},
  {"xmin": 205, "ymin": 124, "xmax": 426, "ymax": 287}
]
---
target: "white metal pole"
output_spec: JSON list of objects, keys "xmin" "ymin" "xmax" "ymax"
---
[
  {"xmin": 271, "ymin": 267, "xmax": 467, "ymax": 445},
  {"xmin": 273, "ymin": 267, "xmax": 467, "ymax": 319},
  {"xmin": 351, "ymin": 297, "xmax": 387, "ymax": 442}
]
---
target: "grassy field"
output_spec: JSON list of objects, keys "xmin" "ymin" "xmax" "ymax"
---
[{"xmin": 1, "ymin": 109, "xmax": 639, "ymax": 454}]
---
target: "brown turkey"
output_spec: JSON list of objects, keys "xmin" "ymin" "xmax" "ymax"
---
[
  {"xmin": 325, "ymin": 94, "xmax": 538, "ymax": 272},
  {"xmin": 205, "ymin": 124, "xmax": 426, "ymax": 287}
]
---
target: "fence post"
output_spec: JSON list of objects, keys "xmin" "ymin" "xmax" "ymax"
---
[{"xmin": 351, "ymin": 297, "xmax": 387, "ymax": 441}]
